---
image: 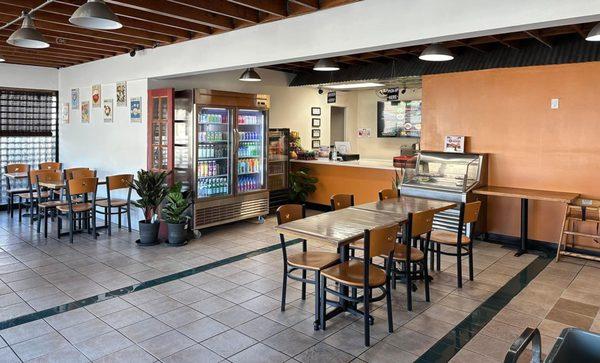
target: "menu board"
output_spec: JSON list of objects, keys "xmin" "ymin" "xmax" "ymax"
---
[{"xmin": 377, "ymin": 100, "xmax": 422, "ymax": 138}]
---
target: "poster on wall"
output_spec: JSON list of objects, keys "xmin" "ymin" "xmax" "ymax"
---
[
  {"xmin": 444, "ymin": 135, "xmax": 465, "ymax": 153},
  {"xmin": 70, "ymin": 89, "xmax": 79, "ymax": 109},
  {"xmin": 81, "ymin": 101, "xmax": 90, "ymax": 123},
  {"xmin": 130, "ymin": 97, "xmax": 142, "ymax": 123},
  {"xmin": 103, "ymin": 99, "xmax": 113, "ymax": 123},
  {"xmin": 116, "ymin": 81, "xmax": 127, "ymax": 107},
  {"xmin": 357, "ymin": 128, "xmax": 371, "ymax": 138},
  {"xmin": 91, "ymin": 84, "xmax": 101, "ymax": 108},
  {"xmin": 61, "ymin": 103, "xmax": 69, "ymax": 124}
]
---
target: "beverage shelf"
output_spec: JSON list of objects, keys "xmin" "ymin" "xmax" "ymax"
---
[
  {"xmin": 239, "ymin": 139, "xmax": 261, "ymax": 142},
  {"xmin": 238, "ymin": 171, "xmax": 260, "ymax": 175},
  {"xmin": 198, "ymin": 122, "xmax": 228, "ymax": 125},
  {"xmin": 199, "ymin": 141, "xmax": 228, "ymax": 144},
  {"xmin": 238, "ymin": 155, "xmax": 260, "ymax": 158},
  {"xmin": 198, "ymin": 157, "xmax": 228, "ymax": 161},
  {"xmin": 198, "ymin": 174, "xmax": 228, "ymax": 178}
]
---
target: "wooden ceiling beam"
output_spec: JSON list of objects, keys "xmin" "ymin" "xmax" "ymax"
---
[
  {"xmin": 168, "ymin": 0, "xmax": 259, "ymax": 24},
  {"xmin": 571, "ymin": 24, "xmax": 587, "ymax": 39},
  {"xmin": 105, "ymin": 0, "xmax": 233, "ymax": 30},
  {"xmin": 228, "ymin": 0, "xmax": 287, "ymax": 17},
  {"xmin": 289, "ymin": 0, "xmax": 319, "ymax": 10},
  {"xmin": 0, "ymin": 44, "xmax": 104, "ymax": 61},
  {"xmin": 0, "ymin": 46, "xmax": 95, "ymax": 63},
  {"xmin": 486, "ymin": 35, "xmax": 519, "ymax": 49},
  {"xmin": 524, "ymin": 30, "xmax": 552, "ymax": 48},
  {"xmin": 0, "ymin": 54, "xmax": 74, "ymax": 67}
]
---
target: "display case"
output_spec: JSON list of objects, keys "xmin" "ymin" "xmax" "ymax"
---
[
  {"xmin": 400, "ymin": 151, "xmax": 488, "ymax": 234},
  {"xmin": 268, "ymin": 128, "xmax": 290, "ymax": 212}
]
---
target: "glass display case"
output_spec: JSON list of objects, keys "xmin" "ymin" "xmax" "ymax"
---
[
  {"xmin": 236, "ymin": 109, "xmax": 266, "ymax": 194},
  {"xmin": 198, "ymin": 107, "xmax": 232, "ymax": 198},
  {"xmin": 268, "ymin": 128, "xmax": 290, "ymax": 213}
]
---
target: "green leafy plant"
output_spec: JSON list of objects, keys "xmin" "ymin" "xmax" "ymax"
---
[
  {"xmin": 130, "ymin": 170, "xmax": 170, "ymax": 222},
  {"xmin": 289, "ymin": 167, "xmax": 318, "ymax": 203},
  {"xmin": 162, "ymin": 182, "xmax": 192, "ymax": 224}
]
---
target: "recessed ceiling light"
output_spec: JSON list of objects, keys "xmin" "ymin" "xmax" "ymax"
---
[
  {"xmin": 586, "ymin": 23, "xmax": 600, "ymax": 41},
  {"xmin": 328, "ymin": 82, "xmax": 385, "ymax": 90},
  {"xmin": 419, "ymin": 44, "xmax": 454, "ymax": 62},
  {"xmin": 239, "ymin": 68, "xmax": 262, "ymax": 82},
  {"xmin": 70, "ymin": 0, "xmax": 122, "ymax": 30},
  {"xmin": 313, "ymin": 59, "xmax": 340, "ymax": 71},
  {"xmin": 7, "ymin": 12, "xmax": 49, "ymax": 49}
]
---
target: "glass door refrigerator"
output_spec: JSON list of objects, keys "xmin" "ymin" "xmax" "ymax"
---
[{"xmin": 268, "ymin": 128, "xmax": 290, "ymax": 213}]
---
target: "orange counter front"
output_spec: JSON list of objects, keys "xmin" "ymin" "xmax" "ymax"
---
[{"xmin": 291, "ymin": 159, "xmax": 399, "ymax": 206}]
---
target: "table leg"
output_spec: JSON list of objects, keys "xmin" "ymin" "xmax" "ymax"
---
[{"xmin": 515, "ymin": 198, "xmax": 528, "ymax": 256}]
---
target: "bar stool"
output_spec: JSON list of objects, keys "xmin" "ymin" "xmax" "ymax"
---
[
  {"xmin": 276, "ymin": 204, "xmax": 340, "ymax": 330},
  {"xmin": 320, "ymin": 223, "xmax": 397, "ymax": 346},
  {"xmin": 56, "ymin": 177, "xmax": 98, "ymax": 243},
  {"xmin": 34, "ymin": 170, "xmax": 65, "ymax": 238},
  {"xmin": 330, "ymin": 194, "xmax": 365, "ymax": 257},
  {"xmin": 379, "ymin": 188, "xmax": 397, "ymax": 200},
  {"xmin": 4, "ymin": 164, "xmax": 29, "ymax": 218},
  {"xmin": 383, "ymin": 209, "xmax": 435, "ymax": 311},
  {"xmin": 95, "ymin": 174, "xmax": 133, "ymax": 235},
  {"xmin": 429, "ymin": 201, "xmax": 481, "ymax": 288},
  {"xmin": 39, "ymin": 162, "xmax": 62, "ymax": 171}
]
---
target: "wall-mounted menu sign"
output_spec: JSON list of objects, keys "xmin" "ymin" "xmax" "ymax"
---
[
  {"xmin": 327, "ymin": 91, "xmax": 336, "ymax": 104},
  {"xmin": 386, "ymin": 87, "xmax": 400, "ymax": 101}
]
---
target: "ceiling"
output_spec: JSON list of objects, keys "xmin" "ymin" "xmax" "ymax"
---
[
  {"xmin": 264, "ymin": 22, "xmax": 598, "ymax": 74},
  {"xmin": 0, "ymin": 0, "xmax": 359, "ymax": 68}
]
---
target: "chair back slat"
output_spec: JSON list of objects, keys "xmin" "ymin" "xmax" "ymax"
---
[
  {"xmin": 365, "ymin": 223, "xmax": 398, "ymax": 259},
  {"xmin": 330, "ymin": 194, "xmax": 354, "ymax": 211},
  {"xmin": 5, "ymin": 164, "xmax": 29, "ymax": 173},
  {"xmin": 36, "ymin": 170, "xmax": 62, "ymax": 184},
  {"xmin": 276, "ymin": 204, "xmax": 305, "ymax": 225},
  {"xmin": 29, "ymin": 169, "xmax": 56, "ymax": 184},
  {"xmin": 107, "ymin": 174, "xmax": 133, "ymax": 191},
  {"xmin": 67, "ymin": 177, "xmax": 98, "ymax": 196},
  {"xmin": 410, "ymin": 209, "xmax": 435, "ymax": 237},
  {"xmin": 378, "ymin": 189, "xmax": 397, "ymax": 201},
  {"xmin": 39, "ymin": 162, "xmax": 62, "ymax": 170},
  {"xmin": 463, "ymin": 201, "xmax": 482, "ymax": 224},
  {"xmin": 71, "ymin": 169, "xmax": 96, "ymax": 180},
  {"xmin": 64, "ymin": 167, "xmax": 90, "ymax": 180}
]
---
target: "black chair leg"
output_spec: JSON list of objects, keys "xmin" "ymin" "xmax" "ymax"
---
[
  {"xmin": 118, "ymin": 209, "xmax": 122, "ymax": 229},
  {"xmin": 406, "ymin": 261, "xmax": 412, "ymax": 311},
  {"xmin": 44, "ymin": 208, "xmax": 49, "ymax": 238},
  {"xmin": 69, "ymin": 213, "xmax": 74, "ymax": 244},
  {"xmin": 107, "ymin": 208, "xmax": 112, "ymax": 236},
  {"xmin": 436, "ymin": 243, "xmax": 441, "ymax": 271},
  {"xmin": 9, "ymin": 197, "xmax": 13, "ymax": 218},
  {"xmin": 37, "ymin": 207, "xmax": 42, "ymax": 233},
  {"xmin": 468, "ymin": 243, "xmax": 474, "ymax": 281},
  {"xmin": 301, "ymin": 270, "xmax": 306, "ymax": 300},
  {"xmin": 320, "ymin": 275, "xmax": 327, "ymax": 331},
  {"xmin": 364, "ymin": 286, "xmax": 370, "ymax": 347},
  {"xmin": 281, "ymin": 267, "xmax": 287, "ymax": 312},
  {"xmin": 92, "ymin": 210, "xmax": 97, "ymax": 239},
  {"xmin": 424, "ymin": 262, "xmax": 430, "ymax": 302},
  {"xmin": 386, "ymin": 279, "xmax": 393, "ymax": 333},
  {"xmin": 126, "ymin": 206, "xmax": 132, "ymax": 232},
  {"xmin": 457, "ymin": 245, "xmax": 463, "ymax": 288},
  {"xmin": 430, "ymin": 243, "xmax": 435, "ymax": 270},
  {"xmin": 314, "ymin": 271, "xmax": 320, "ymax": 331},
  {"xmin": 18, "ymin": 198, "xmax": 22, "ymax": 222}
]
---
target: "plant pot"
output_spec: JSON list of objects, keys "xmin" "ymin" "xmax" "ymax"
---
[
  {"xmin": 165, "ymin": 222, "xmax": 188, "ymax": 246},
  {"xmin": 136, "ymin": 220, "xmax": 160, "ymax": 246}
]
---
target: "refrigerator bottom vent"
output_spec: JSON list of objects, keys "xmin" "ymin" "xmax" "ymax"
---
[{"xmin": 195, "ymin": 197, "xmax": 269, "ymax": 228}]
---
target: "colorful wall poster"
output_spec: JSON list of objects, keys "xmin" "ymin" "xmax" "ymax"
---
[
  {"xmin": 130, "ymin": 97, "xmax": 142, "ymax": 123},
  {"xmin": 61, "ymin": 103, "xmax": 69, "ymax": 124},
  {"xmin": 81, "ymin": 101, "xmax": 90, "ymax": 123},
  {"xmin": 70, "ymin": 88, "xmax": 79, "ymax": 109},
  {"xmin": 116, "ymin": 81, "xmax": 127, "ymax": 107},
  {"xmin": 91, "ymin": 84, "xmax": 101, "ymax": 108},
  {"xmin": 103, "ymin": 99, "xmax": 113, "ymax": 123}
]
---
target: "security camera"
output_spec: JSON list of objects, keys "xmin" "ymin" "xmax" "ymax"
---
[
  {"xmin": 129, "ymin": 49, "xmax": 136, "ymax": 57},
  {"xmin": 401, "ymin": 88, "xmax": 407, "ymax": 94},
  {"xmin": 318, "ymin": 88, "xmax": 324, "ymax": 95}
]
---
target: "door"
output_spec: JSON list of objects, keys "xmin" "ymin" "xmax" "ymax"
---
[
  {"xmin": 330, "ymin": 106, "xmax": 346, "ymax": 144},
  {"xmin": 268, "ymin": 128, "xmax": 289, "ymax": 191},
  {"xmin": 235, "ymin": 108, "xmax": 267, "ymax": 194},
  {"xmin": 147, "ymin": 88, "xmax": 174, "ymax": 173}
]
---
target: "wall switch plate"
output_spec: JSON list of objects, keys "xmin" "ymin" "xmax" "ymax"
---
[
  {"xmin": 581, "ymin": 199, "xmax": 593, "ymax": 206},
  {"xmin": 551, "ymin": 98, "xmax": 559, "ymax": 109}
]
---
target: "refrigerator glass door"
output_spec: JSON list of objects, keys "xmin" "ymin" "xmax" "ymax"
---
[
  {"xmin": 268, "ymin": 129, "xmax": 288, "ymax": 191},
  {"xmin": 197, "ymin": 107, "xmax": 232, "ymax": 199},
  {"xmin": 236, "ymin": 109, "xmax": 266, "ymax": 193}
]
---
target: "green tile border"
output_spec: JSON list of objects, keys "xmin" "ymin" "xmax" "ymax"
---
[
  {"xmin": 415, "ymin": 255, "xmax": 552, "ymax": 363},
  {"xmin": 0, "ymin": 239, "xmax": 301, "ymax": 331}
]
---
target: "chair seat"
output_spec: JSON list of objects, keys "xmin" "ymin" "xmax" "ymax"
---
[
  {"xmin": 57, "ymin": 203, "xmax": 93, "ymax": 213},
  {"xmin": 430, "ymin": 230, "xmax": 471, "ymax": 245},
  {"xmin": 39, "ymin": 200, "xmax": 67, "ymax": 208},
  {"xmin": 383, "ymin": 244, "xmax": 425, "ymax": 262},
  {"xmin": 349, "ymin": 239, "xmax": 364, "ymax": 250},
  {"xmin": 96, "ymin": 198, "xmax": 127, "ymax": 207},
  {"xmin": 287, "ymin": 252, "xmax": 339, "ymax": 271},
  {"xmin": 321, "ymin": 260, "xmax": 387, "ymax": 288},
  {"xmin": 15, "ymin": 191, "xmax": 50, "ymax": 199},
  {"xmin": 7, "ymin": 188, "xmax": 28, "ymax": 194}
]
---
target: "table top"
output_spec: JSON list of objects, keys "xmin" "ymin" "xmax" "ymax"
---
[
  {"xmin": 39, "ymin": 180, "xmax": 106, "ymax": 189},
  {"xmin": 5, "ymin": 172, "xmax": 28, "ymax": 180},
  {"xmin": 351, "ymin": 196, "xmax": 456, "ymax": 217},
  {"xmin": 275, "ymin": 207, "xmax": 402, "ymax": 246},
  {"xmin": 474, "ymin": 186, "xmax": 579, "ymax": 203}
]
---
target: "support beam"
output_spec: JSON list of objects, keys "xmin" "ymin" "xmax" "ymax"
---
[
  {"xmin": 228, "ymin": 0, "xmax": 287, "ymax": 17},
  {"xmin": 525, "ymin": 30, "xmax": 552, "ymax": 48},
  {"xmin": 168, "ymin": 0, "xmax": 260, "ymax": 23}
]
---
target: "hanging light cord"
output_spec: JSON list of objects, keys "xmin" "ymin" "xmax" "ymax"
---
[{"xmin": 0, "ymin": 0, "xmax": 55, "ymax": 31}]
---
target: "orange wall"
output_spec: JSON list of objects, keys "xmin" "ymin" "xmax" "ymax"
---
[{"xmin": 421, "ymin": 62, "xmax": 600, "ymax": 243}]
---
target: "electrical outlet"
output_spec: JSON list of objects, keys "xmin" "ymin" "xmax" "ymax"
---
[{"xmin": 551, "ymin": 98, "xmax": 559, "ymax": 109}]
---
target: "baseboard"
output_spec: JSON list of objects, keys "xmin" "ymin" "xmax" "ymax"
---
[{"xmin": 485, "ymin": 232, "xmax": 600, "ymax": 258}]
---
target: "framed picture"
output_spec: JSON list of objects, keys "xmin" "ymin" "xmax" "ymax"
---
[
  {"xmin": 312, "ymin": 139, "xmax": 320, "ymax": 149},
  {"xmin": 444, "ymin": 135, "xmax": 465, "ymax": 153},
  {"xmin": 81, "ymin": 101, "xmax": 90, "ymax": 123},
  {"xmin": 103, "ymin": 99, "xmax": 113, "ymax": 123},
  {"xmin": 312, "ymin": 118, "xmax": 321, "ymax": 127},
  {"xmin": 312, "ymin": 129, "xmax": 320, "ymax": 138},
  {"xmin": 130, "ymin": 97, "xmax": 142, "ymax": 123},
  {"xmin": 61, "ymin": 103, "xmax": 69, "ymax": 124},
  {"xmin": 116, "ymin": 81, "xmax": 127, "ymax": 107},
  {"xmin": 70, "ymin": 88, "xmax": 79, "ymax": 109},
  {"xmin": 91, "ymin": 84, "xmax": 101, "ymax": 108},
  {"xmin": 311, "ymin": 107, "xmax": 321, "ymax": 116}
]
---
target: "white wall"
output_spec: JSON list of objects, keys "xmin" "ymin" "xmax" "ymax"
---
[{"xmin": 0, "ymin": 63, "xmax": 58, "ymax": 90}]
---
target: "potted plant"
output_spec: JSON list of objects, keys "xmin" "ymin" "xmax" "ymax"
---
[
  {"xmin": 289, "ymin": 167, "xmax": 318, "ymax": 203},
  {"xmin": 131, "ymin": 169, "xmax": 169, "ymax": 246},
  {"xmin": 162, "ymin": 182, "xmax": 192, "ymax": 246}
]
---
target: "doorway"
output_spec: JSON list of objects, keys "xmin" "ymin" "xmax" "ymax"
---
[{"xmin": 330, "ymin": 106, "xmax": 346, "ymax": 145}]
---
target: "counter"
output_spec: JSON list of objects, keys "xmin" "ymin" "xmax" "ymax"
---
[{"xmin": 291, "ymin": 158, "xmax": 399, "ymax": 206}]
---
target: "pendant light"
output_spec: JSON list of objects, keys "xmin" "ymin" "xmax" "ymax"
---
[
  {"xmin": 7, "ymin": 12, "xmax": 49, "ymax": 49},
  {"xmin": 239, "ymin": 68, "xmax": 262, "ymax": 82},
  {"xmin": 419, "ymin": 43, "xmax": 454, "ymax": 62},
  {"xmin": 70, "ymin": 0, "xmax": 122, "ymax": 30},
  {"xmin": 0, "ymin": 56, "xmax": 4, "ymax": 62},
  {"xmin": 313, "ymin": 58, "xmax": 340, "ymax": 71},
  {"xmin": 586, "ymin": 23, "xmax": 600, "ymax": 41}
]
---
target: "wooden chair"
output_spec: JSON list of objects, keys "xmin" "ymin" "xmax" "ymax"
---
[
  {"xmin": 57, "ymin": 177, "xmax": 98, "ymax": 243},
  {"xmin": 330, "ymin": 194, "xmax": 365, "ymax": 257},
  {"xmin": 70, "ymin": 169, "xmax": 96, "ymax": 180},
  {"xmin": 95, "ymin": 174, "xmax": 133, "ymax": 235},
  {"xmin": 384, "ymin": 209, "xmax": 435, "ymax": 311},
  {"xmin": 4, "ymin": 164, "xmax": 30, "ymax": 218},
  {"xmin": 16, "ymin": 169, "xmax": 51, "ymax": 223},
  {"xmin": 429, "ymin": 201, "xmax": 481, "ymax": 288},
  {"xmin": 320, "ymin": 223, "xmax": 397, "ymax": 346},
  {"xmin": 379, "ymin": 188, "xmax": 397, "ymax": 201},
  {"xmin": 34, "ymin": 170, "xmax": 66, "ymax": 238},
  {"xmin": 39, "ymin": 162, "xmax": 62, "ymax": 171},
  {"xmin": 276, "ymin": 204, "xmax": 340, "ymax": 330},
  {"xmin": 64, "ymin": 167, "xmax": 91, "ymax": 180}
]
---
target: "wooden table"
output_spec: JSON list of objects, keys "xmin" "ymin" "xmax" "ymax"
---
[
  {"xmin": 351, "ymin": 196, "xmax": 456, "ymax": 218},
  {"xmin": 474, "ymin": 186, "xmax": 579, "ymax": 256},
  {"xmin": 39, "ymin": 180, "xmax": 106, "ymax": 189}
]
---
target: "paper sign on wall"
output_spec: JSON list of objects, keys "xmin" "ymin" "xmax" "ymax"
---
[
  {"xmin": 70, "ymin": 89, "xmax": 79, "ymax": 109},
  {"xmin": 103, "ymin": 99, "xmax": 113, "ymax": 123},
  {"xmin": 116, "ymin": 81, "xmax": 127, "ymax": 107},
  {"xmin": 61, "ymin": 103, "xmax": 69, "ymax": 124},
  {"xmin": 444, "ymin": 135, "xmax": 465, "ymax": 153},
  {"xmin": 130, "ymin": 97, "xmax": 142, "ymax": 123},
  {"xmin": 81, "ymin": 101, "xmax": 90, "ymax": 123},
  {"xmin": 91, "ymin": 85, "xmax": 101, "ymax": 108},
  {"xmin": 357, "ymin": 128, "xmax": 371, "ymax": 138}
]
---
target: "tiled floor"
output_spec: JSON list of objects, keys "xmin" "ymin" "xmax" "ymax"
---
[{"xmin": 0, "ymin": 210, "xmax": 596, "ymax": 362}]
